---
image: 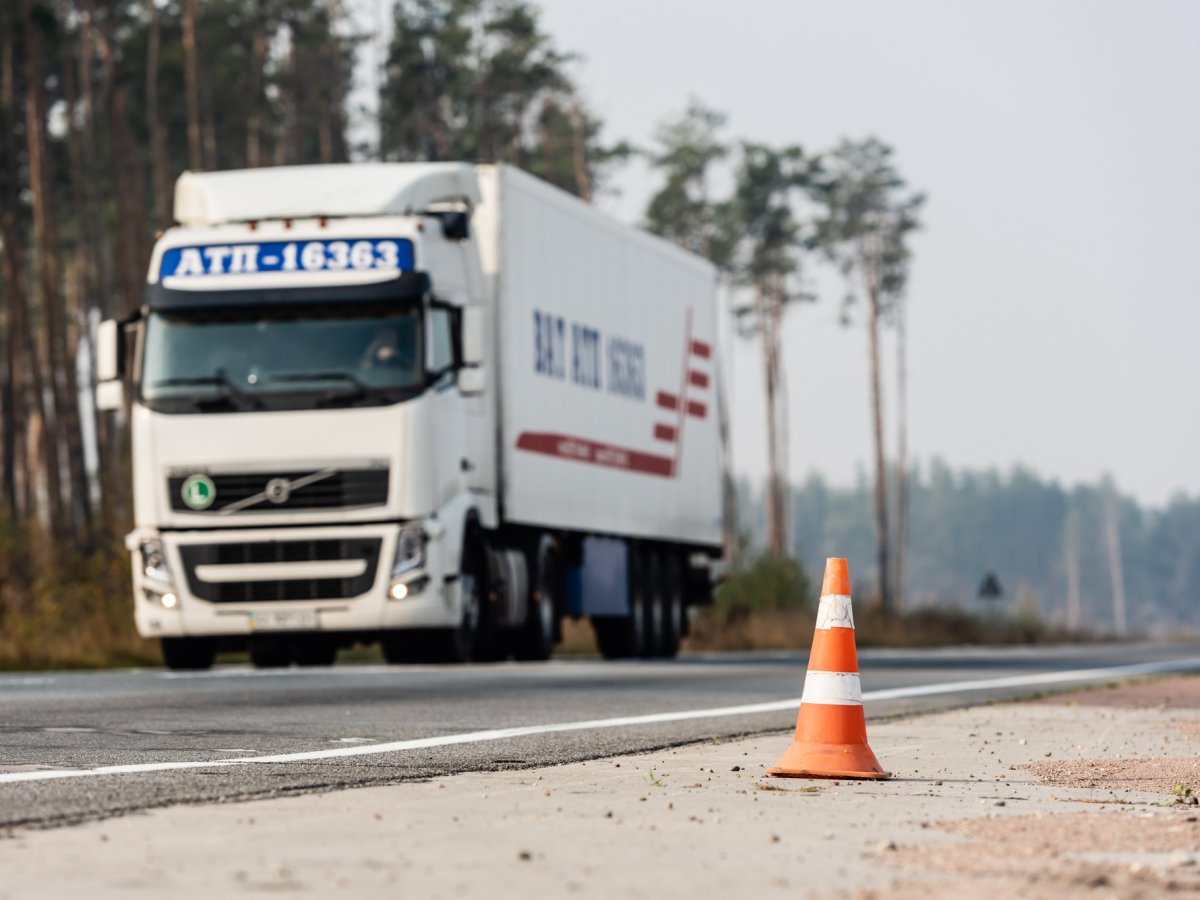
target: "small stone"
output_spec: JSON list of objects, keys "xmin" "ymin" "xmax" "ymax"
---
[
  {"xmin": 1044, "ymin": 752, "xmax": 1052, "ymax": 757},
  {"xmin": 518, "ymin": 851, "xmax": 532, "ymax": 862},
  {"xmin": 878, "ymin": 840, "xmax": 898, "ymax": 852},
  {"xmin": 731, "ymin": 766, "xmax": 742, "ymax": 772},
  {"xmin": 605, "ymin": 811, "xmax": 613, "ymax": 818},
  {"xmin": 1018, "ymin": 739, "xmax": 1027, "ymax": 745},
  {"xmin": 934, "ymin": 780, "xmax": 943, "ymax": 786},
  {"xmin": 770, "ymin": 834, "xmax": 781, "ymax": 843},
  {"xmin": 994, "ymin": 801, "xmax": 1006, "ymax": 807}
]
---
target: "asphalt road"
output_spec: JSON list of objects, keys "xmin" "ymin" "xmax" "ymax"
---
[{"xmin": 2, "ymin": 642, "xmax": 1198, "ymax": 831}]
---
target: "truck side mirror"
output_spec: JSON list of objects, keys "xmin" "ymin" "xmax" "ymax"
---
[
  {"xmin": 457, "ymin": 367, "xmax": 484, "ymax": 395},
  {"xmin": 461, "ymin": 306, "xmax": 485, "ymax": 367},
  {"xmin": 96, "ymin": 380, "xmax": 125, "ymax": 410},
  {"xmin": 96, "ymin": 319, "xmax": 122, "ymax": 381},
  {"xmin": 95, "ymin": 319, "xmax": 125, "ymax": 410}
]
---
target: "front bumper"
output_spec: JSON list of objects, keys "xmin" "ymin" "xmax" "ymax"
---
[{"xmin": 129, "ymin": 522, "xmax": 461, "ymax": 638}]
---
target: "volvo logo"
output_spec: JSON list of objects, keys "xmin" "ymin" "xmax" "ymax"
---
[{"xmin": 264, "ymin": 478, "xmax": 292, "ymax": 505}]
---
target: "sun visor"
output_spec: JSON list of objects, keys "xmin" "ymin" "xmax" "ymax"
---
[{"xmin": 144, "ymin": 272, "xmax": 431, "ymax": 312}]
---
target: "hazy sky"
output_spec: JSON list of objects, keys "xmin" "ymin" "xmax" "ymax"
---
[
  {"xmin": 359, "ymin": 1, "xmax": 1200, "ymax": 506},
  {"xmin": 531, "ymin": 0, "xmax": 1200, "ymax": 507}
]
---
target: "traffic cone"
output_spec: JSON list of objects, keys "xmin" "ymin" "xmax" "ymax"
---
[{"xmin": 769, "ymin": 558, "xmax": 889, "ymax": 779}]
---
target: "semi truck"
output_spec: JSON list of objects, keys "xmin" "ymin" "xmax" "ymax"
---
[{"xmin": 95, "ymin": 163, "xmax": 723, "ymax": 670}]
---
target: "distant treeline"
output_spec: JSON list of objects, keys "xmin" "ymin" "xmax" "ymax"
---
[{"xmin": 737, "ymin": 463, "xmax": 1200, "ymax": 635}]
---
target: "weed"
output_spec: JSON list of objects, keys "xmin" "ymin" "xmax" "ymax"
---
[{"xmin": 642, "ymin": 769, "xmax": 664, "ymax": 788}]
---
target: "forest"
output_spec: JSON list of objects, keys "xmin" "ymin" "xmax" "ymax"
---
[{"xmin": 0, "ymin": 0, "xmax": 1189, "ymax": 666}]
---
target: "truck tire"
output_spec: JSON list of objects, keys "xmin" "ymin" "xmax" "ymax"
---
[
  {"xmin": 380, "ymin": 632, "xmax": 420, "ymax": 664},
  {"xmin": 593, "ymin": 547, "xmax": 648, "ymax": 659},
  {"xmin": 293, "ymin": 636, "xmax": 337, "ymax": 667},
  {"xmin": 426, "ymin": 565, "xmax": 483, "ymax": 664},
  {"xmin": 642, "ymin": 552, "xmax": 665, "ymax": 659},
  {"xmin": 657, "ymin": 553, "xmax": 684, "ymax": 658},
  {"xmin": 515, "ymin": 538, "xmax": 558, "ymax": 661},
  {"xmin": 160, "ymin": 637, "xmax": 215, "ymax": 671},
  {"xmin": 249, "ymin": 636, "xmax": 291, "ymax": 668}
]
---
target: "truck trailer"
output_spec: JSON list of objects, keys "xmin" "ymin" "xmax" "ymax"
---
[{"xmin": 95, "ymin": 163, "xmax": 723, "ymax": 670}]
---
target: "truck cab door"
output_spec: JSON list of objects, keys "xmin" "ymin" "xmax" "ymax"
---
[{"xmin": 426, "ymin": 302, "xmax": 469, "ymax": 514}]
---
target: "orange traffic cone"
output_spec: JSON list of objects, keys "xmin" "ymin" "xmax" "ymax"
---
[{"xmin": 769, "ymin": 558, "xmax": 889, "ymax": 779}]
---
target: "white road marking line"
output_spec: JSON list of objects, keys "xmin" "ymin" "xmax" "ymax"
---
[{"xmin": 2, "ymin": 657, "xmax": 1198, "ymax": 786}]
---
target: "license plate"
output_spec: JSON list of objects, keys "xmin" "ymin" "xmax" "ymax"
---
[{"xmin": 247, "ymin": 609, "xmax": 320, "ymax": 632}]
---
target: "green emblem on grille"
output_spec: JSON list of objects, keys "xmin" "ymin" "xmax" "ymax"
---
[{"xmin": 181, "ymin": 474, "xmax": 216, "ymax": 510}]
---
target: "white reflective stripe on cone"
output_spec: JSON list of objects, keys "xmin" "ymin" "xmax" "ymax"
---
[
  {"xmin": 815, "ymin": 594, "xmax": 855, "ymax": 630},
  {"xmin": 800, "ymin": 670, "xmax": 863, "ymax": 706}
]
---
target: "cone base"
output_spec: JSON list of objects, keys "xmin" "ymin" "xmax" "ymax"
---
[
  {"xmin": 768, "ymin": 740, "xmax": 890, "ymax": 781},
  {"xmin": 768, "ymin": 766, "xmax": 891, "ymax": 780}
]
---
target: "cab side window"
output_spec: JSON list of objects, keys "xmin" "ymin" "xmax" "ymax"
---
[{"xmin": 428, "ymin": 305, "xmax": 456, "ymax": 389}]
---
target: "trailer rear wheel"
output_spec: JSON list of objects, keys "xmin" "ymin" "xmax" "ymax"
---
[
  {"xmin": 160, "ymin": 637, "xmax": 215, "ymax": 671},
  {"xmin": 642, "ymin": 552, "xmax": 665, "ymax": 659},
  {"xmin": 593, "ymin": 547, "xmax": 648, "ymax": 659},
  {"xmin": 657, "ymin": 554, "xmax": 684, "ymax": 658}
]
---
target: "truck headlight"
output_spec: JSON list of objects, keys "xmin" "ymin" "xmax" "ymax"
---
[
  {"xmin": 392, "ymin": 525, "xmax": 426, "ymax": 578},
  {"xmin": 140, "ymin": 539, "xmax": 174, "ymax": 586}
]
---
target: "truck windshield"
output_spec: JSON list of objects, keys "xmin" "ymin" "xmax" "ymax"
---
[{"xmin": 140, "ymin": 303, "xmax": 423, "ymax": 413}]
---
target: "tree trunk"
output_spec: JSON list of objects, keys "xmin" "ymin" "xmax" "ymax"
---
[
  {"xmin": 760, "ymin": 284, "xmax": 787, "ymax": 558},
  {"xmin": 183, "ymin": 0, "xmax": 203, "ymax": 170},
  {"xmin": 893, "ymin": 294, "xmax": 909, "ymax": 610},
  {"xmin": 715, "ymin": 284, "xmax": 739, "ymax": 562},
  {"xmin": 246, "ymin": 25, "xmax": 268, "ymax": 167},
  {"xmin": 78, "ymin": 0, "xmax": 114, "ymax": 318},
  {"xmin": 1064, "ymin": 511, "xmax": 1082, "ymax": 631},
  {"xmin": 145, "ymin": 0, "xmax": 172, "ymax": 228},
  {"xmin": 24, "ymin": 0, "xmax": 91, "ymax": 535},
  {"xmin": 569, "ymin": 101, "xmax": 592, "ymax": 202},
  {"xmin": 1103, "ymin": 487, "xmax": 1128, "ymax": 636},
  {"xmin": 0, "ymin": 12, "xmax": 22, "ymax": 520},
  {"xmin": 865, "ymin": 255, "xmax": 891, "ymax": 613}
]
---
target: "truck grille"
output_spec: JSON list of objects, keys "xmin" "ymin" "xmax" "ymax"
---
[
  {"xmin": 179, "ymin": 538, "xmax": 382, "ymax": 603},
  {"xmin": 168, "ymin": 468, "xmax": 389, "ymax": 514}
]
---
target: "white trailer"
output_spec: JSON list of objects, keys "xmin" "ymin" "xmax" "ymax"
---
[{"xmin": 96, "ymin": 163, "xmax": 722, "ymax": 669}]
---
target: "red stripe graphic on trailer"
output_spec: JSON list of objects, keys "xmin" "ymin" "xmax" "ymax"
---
[
  {"xmin": 686, "ymin": 400, "xmax": 707, "ymax": 419},
  {"xmin": 656, "ymin": 391, "xmax": 679, "ymax": 411},
  {"xmin": 654, "ymin": 424, "xmax": 676, "ymax": 442},
  {"xmin": 691, "ymin": 339, "xmax": 711, "ymax": 359},
  {"xmin": 688, "ymin": 370, "xmax": 709, "ymax": 388},
  {"xmin": 515, "ymin": 432, "xmax": 674, "ymax": 478}
]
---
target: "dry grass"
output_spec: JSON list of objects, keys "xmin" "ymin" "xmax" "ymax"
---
[{"xmin": 0, "ymin": 529, "xmax": 159, "ymax": 670}]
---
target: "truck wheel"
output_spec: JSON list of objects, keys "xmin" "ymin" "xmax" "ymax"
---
[
  {"xmin": 160, "ymin": 637, "xmax": 215, "ymax": 671},
  {"xmin": 658, "ymin": 554, "xmax": 684, "ymax": 659},
  {"xmin": 593, "ymin": 547, "xmax": 648, "ymax": 659},
  {"xmin": 642, "ymin": 552, "xmax": 665, "ymax": 659},
  {"xmin": 515, "ymin": 539, "xmax": 558, "ymax": 662},
  {"xmin": 426, "ymin": 568, "xmax": 483, "ymax": 664},
  {"xmin": 380, "ymin": 632, "xmax": 420, "ymax": 664},
  {"xmin": 293, "ymin": 636, "xmax": 337, "ymax": 667},
  {"xmin": 249, "ymin": 636, "xmax": 291, "ymax": 669}
]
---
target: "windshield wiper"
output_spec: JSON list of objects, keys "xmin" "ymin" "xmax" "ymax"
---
[{"xmin": 151, "ymin": 368, "xmax": 263, "ymax": 410}]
